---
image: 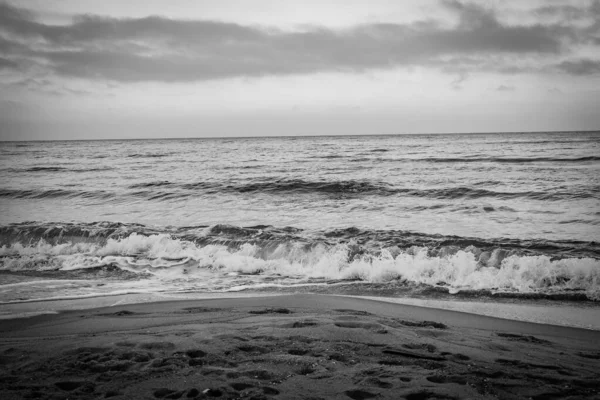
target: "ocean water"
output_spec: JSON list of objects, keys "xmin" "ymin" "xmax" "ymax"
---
[{"xmin": 1, "ymin": 132, "xmax": 599, "ymax": 316}]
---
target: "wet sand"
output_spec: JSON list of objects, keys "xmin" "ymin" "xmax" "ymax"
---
[{"xmin": 1, "ymin": 294, "xmax": 599, "ymax": 399}]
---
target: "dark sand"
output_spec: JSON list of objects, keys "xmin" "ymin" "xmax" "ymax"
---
[{"xmin": 1, "ymin": 294, "xmax": 599, "ymax": 400}]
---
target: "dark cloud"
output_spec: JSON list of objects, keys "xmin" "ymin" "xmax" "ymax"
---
[
  {"xmin": 557, "ymin": 59, "xmax": 600, "ymax": 75},
  {"xmin": 536, "ymin": 4, "xmax": 587, "ymax": 19},
  {"xmin": 535, "ymin": 1, "xmax": 600, "ymax": 19},
  {"xmin": 0, "ymin": 1, "xmax": 597, "ymax": 83},
  {"xmin": 0, "ymin": 56, "xmax": 18, "ymax": 69}
]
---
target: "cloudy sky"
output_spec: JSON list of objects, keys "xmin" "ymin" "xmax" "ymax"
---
[{"xmin": 0, "ymin": 0, "xmax": 599, "ymax": 140}]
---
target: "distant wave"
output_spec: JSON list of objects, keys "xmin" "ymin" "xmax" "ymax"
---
[
  {"xmin": 0, "ymin": 188, "xmax": 114, "ymax": 200},
  {"xmin": 128, "ymin": 181, "xmax": 175, "ymax": 189},
  {"xmin": 123, "ymin": 179, "xmax": 599, "ymax": 200},
  {"xmin": 487, "ymin": 138, "xmax": 600, "ymax": 145},
  {"xmin": 1, "ymin": 222, "xmax": 598, "ymax": 300},
  {"xmin": 6, "ymin": 166, "xmax": 114, "ymax": 173},
  {"xmin": 190, "ymin": 179, "xmax": 597, "ymax": 201},
  {"xmin": 401, "ymin": 186, "xmax": 596, "ymax": 201},
  {"xmin": 311, "ymin": 155, "xmax": 600, "ymax": 164},
  {"xmin": 127, "ymin": 153, "xmax": 173, "ymax": 158},
  {"xmin": 229, "ymin": 181, "xmax": 595, "ymax": 201},
  {"xmin": 21, "ymin": 166, "xmax": 66, "ymax": 172},
  {"xmin": 234, "ymin": 179, "xmax": 391, "ymax": 195},
  {"xmin": 4, "ymin": 178, "xmax": 598, "ymax": 202},
  {"xmin": 308, "ymin": 155, "xmax": 345, "ymax": 159},
  {"xmin": 422, "ymin": 156, "xmax": 600, "ymax": 163},
  {"xmin": 345, "ymin": 155, "xmax": 600, "ymax": 164},
  {"xmin": 128, "ymin": 180, "xmax": 389, "ymax": 194}
]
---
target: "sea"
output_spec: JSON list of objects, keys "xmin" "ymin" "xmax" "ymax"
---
[{"xmin": 1, "ymin": 132, "xmax": 599, "ymax": 327}]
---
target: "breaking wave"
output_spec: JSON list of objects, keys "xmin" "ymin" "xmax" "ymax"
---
[{"xmin": 1, "ymin": 222, "xmax": 598, "ymax": 301}]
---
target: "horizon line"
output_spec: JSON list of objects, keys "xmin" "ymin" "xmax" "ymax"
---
[{"xmin": 1, "ymin": 129, "xmax": 599, "ymax": 142}]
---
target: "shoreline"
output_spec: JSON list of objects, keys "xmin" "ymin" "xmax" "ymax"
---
[
  {"xmin": 2, "ymin": 290, "xmax": 600, "ymax": 331},
  {"xmin": 3, "ymin": 294, "xmax": 599, "ymax": 340}
]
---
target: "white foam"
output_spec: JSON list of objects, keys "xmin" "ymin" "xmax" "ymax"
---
[{"xmin": 1, "ymin": 234, "xmax": 599, "ymax": 299}]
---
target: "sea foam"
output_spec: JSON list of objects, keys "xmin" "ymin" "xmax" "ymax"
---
[{"xmin": 2, "ymin": 233, "xmax": 599, "ymax": 300}]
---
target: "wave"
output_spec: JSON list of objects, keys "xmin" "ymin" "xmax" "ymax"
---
[
  {"xmin": 127, "ymin": 153, "xmax": 173, "ymax": 158},
  {"xmin": 126, "ymin": 180, "xmax": 392, "ymax": 196},
  {"xmin": 422, "ymin": 156, "xmax": 600, "ymax": 163},
  {"xmin": 6, "ymin": 166, "xmax": 114, "ymax": 173},
  {"xmin": 2, "ymin": 222, "xmax": 598, "ymax": 259},
  {"xmin": 128, "ymin": 181, "xmax": 175, "ymax": 189},
  {"xmin": 0, "ymin": 188, "xmax": 115, "ymax": 200},
  {"xmin": 309, "ymin": 155, "xmax": 345, "ymax": 159},
  {"xmin": 485, "ymin": 138, "xmax": 600, "ymax": 145},
  {"xmin": 121, "ymin": 179, "xmax": 597, "ymax": 201},
  {"xmin": 2, "ymin": 179, "xmax": 598, "ymax": 202},
  {"xmin": 0, "ymin": 222, "xmax": 597, "ymax": 258},
  {"xmin": 1, "ymin": 226, "xmax": 598, "ymax": 300},
  {"xmin": 313, "ymin": 155, "xmax": 600, "ymax": 164},
  {"xmin": 223, "ymin": 180, "xmax": 596, "ymax": 201},
  {"xmin": 21, "ymin": 166, "xmax": 66, "ymax": 172},
  {"xmin": 235, "ymin": 179, "xmax": 392, "ymax": 195}
]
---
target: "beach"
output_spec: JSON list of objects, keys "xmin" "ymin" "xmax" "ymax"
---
[
  {"xmin": 1, "ymin": 294, "xmax": 599, "ymax": 400},
  {"xmin": 2, "ymin": 1, "xmax": 600, "ymax": 398}
]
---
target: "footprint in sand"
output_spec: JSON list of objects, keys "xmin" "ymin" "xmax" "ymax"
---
[
  {"xmin": 288, "ymin": 348, "xmax": 309, "ymax": 356},
  {"xmin": 139, "ymin": 341, "xmax": 176, "ymax": 350},
  {"xmin": 426, "ymin": 375, "xmax": 468, "ymax": 385},
  {"xmin": 290, "ymin": 320, "xmax": 319, "ymax": 328},
  {"xmin": 397, "ymin": 320, "xmax": 448, "ymax": 329},
  {"xmin": 230, "ymin": 382, "xmax": 255, "ymax": 391},
  {"xmin": 334, "ymin": 309, "xmax": 374, "ymax": 316},
  {"xmin": 180, "ymin": 307, "xmax": 220, "ymax": 313},
  {"xmin": 153, "ymin": 388, "xmax": 181, "ymax": 398},
  {"xmin": 237, "ymin": 345, "xmax": 269, "ymax": 354},
  {"xmin": 344, "ymin": 389, "xmax": 378, "ymax": 399},
  {"xmin": 496, "ymin": 332, "xmax": 551, "ymax": 344},
  {"xmin": 334, "ymin": 321, "xmax": 380, "ymax": 329},
  {"xmin": 249, "ymin": 307, "xmax": 293, "ymax": 314},
  {"xmin": 185, "ymin": 349, "xmax": 207, "ymax": 358}
]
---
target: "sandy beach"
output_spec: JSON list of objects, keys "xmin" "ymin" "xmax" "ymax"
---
[{"xmin": 1, "ymin": 294, "xmax": 599, "ymax": 400}]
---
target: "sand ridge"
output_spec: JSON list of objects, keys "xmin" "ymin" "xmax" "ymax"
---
[{"xmin": 0, "ymin": 294, "xmax": 599, "ymax": 399}]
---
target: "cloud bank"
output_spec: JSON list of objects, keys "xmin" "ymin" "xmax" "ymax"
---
[{"xmin": 0, "ymin": 0, "xmax": 599, "ymax": 83}]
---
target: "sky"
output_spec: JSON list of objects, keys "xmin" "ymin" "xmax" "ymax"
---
[{"xmin": 0, "ymin": 0, "xmax": 599, "ymax": 140}]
